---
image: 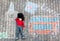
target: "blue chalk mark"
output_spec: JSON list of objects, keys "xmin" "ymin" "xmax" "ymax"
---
[
  {"xmin": 25, "ymin": 2, "xmax": 38, "ymax": 14},
  {"xmin": 33, "ymin": 24, "xmax": 52, "ymax": 30},
  {"xmin": 30, "ymin": 17, "xmax": 59, "ymax": 22}
]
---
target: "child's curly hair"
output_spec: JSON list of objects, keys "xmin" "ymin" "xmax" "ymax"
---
[{"xmin": 17, "ymin": 13, "xmax": 25, "ymax": 21}]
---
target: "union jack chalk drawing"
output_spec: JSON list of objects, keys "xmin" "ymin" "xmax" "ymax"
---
[{"xmin": 25, "ymin": 2, "xmax": 38, "ymax": 14}]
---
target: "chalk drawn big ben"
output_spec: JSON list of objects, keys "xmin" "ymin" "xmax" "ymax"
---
[{"xmin": 5, "ymin": 2, "xmax": 18, "ymax": 39}]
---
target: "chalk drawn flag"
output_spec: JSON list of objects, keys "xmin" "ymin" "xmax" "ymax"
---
[{"xmin": 25, "ymin": 2, "xmax": 38, "ymax": 14}]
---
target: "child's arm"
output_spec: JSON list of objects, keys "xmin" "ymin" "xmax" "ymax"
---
[
  {"xmin": 15, "ymin": 18, "xmax": 19, "ymax": 21},
  {"xmin": 22, "ymin": 21, "xmax": 25, "ymax": 30}
]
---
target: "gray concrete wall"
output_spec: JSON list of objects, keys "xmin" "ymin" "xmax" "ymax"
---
[{"xmin": 0, "ymin": 0, "xmax": 60, "ymax": 41}]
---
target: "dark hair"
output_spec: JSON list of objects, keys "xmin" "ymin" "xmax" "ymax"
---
[{"xmin": 17, "ymin": 13, "xmax": 25, "ymax": 21}]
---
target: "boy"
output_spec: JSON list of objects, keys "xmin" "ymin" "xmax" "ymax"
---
[{"xmin": 15, "ymin": 13, "xmax": 25, "ymax": 40}]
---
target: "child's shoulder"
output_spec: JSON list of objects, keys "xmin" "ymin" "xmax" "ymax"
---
[{"xmin": 15, "ymin": 18, "xmax": 19, "ymax": 20}]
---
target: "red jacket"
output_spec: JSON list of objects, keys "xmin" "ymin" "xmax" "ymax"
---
[{"xmin": 15, "ymin": 18, "xmax": 25, "ymax": 28}]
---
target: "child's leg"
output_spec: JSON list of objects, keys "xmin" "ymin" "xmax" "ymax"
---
[
  {"xmin": 15, "ymin": 26, "xmax": 19, "ymax": 39},
  {"xmin": 19, "ymin": 26, "xmax": 24, "ymax": 38}
]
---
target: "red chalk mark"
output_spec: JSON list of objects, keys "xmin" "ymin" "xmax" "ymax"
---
[
  {"xmin": 29, "ymin": 22, "xmax": 58, "ymax": 34},
  {"xmin": 28, "ymin": 5, "xmax": 32, "ymax": 9}
]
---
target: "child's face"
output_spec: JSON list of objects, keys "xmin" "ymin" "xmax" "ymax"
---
[{"xmin": 19, "ymin": 18, "xmax": 22, "ymax": 21}]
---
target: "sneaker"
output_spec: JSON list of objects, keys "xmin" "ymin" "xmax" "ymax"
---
[
  {"xmin": 21, "ymin": 37, "xmax": 26, "ymax": 40},
  {"xmin": 16, "ymin": 37, "xmax": 19, "ymax": 40}
]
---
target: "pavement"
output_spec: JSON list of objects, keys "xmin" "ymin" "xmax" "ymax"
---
[{"xmin": 0, "ymin": 0, "xmax": 60, "ymax": 41}]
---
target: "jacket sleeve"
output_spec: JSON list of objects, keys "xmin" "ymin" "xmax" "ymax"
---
[
  {"xmin": 15, "ymin": 18, "xmax": 19, "ymax": 21},
  {"xmin": 22, "ymin": 21, "xmax": 25, "ymax": 27}
]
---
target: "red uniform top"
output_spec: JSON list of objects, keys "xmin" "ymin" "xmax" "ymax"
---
[{"xmin": 15, "ymin": 18, "xmax": 25, "ymax": 28}]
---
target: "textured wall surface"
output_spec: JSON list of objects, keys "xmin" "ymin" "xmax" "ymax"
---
[{"xmin": 0, "ymin": 0, "xmax": 60, "ymax": 41}]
